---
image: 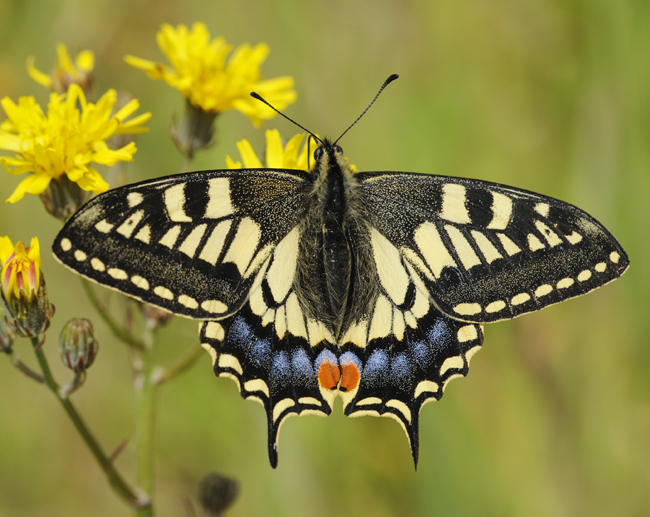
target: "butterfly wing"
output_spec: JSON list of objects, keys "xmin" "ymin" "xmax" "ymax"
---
[
  {"xmin": 199, "ymin": 225, "xmax": 339, "ymax": 468},
  {"xmin": 335, "ymin": 170, "xmax": 628, "ymax": 465},
  {"xmin": 337, "ymin": 219, "xmax": 484, "ymax": 466},
  {"xmin": 54, "ymin": 168, "xmax": 310, "ymax": 319},
  {"xmin": 357, "ymin": 172, "xmax": 629, "ymax": 323}
]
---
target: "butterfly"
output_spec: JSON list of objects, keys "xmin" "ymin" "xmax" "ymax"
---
[{"xmin": 53, "ymin": 77, "xmax": 629, "ymax": 468}]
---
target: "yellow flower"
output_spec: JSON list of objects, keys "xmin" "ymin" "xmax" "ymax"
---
[
  {"xmin": 0, "ymin": 84, "xmax": 151, "ymax": 203},
  {"xmin": 26, "ymin": 43, "xmax": 94, "ymax": 93},
  {"xmin": 226, "ymin": 129, "xmax": 313, "ymax": 170},
  {"xmin": 125, "ymin": 23, "xmax": 296, "ymax": 127},
  {"xmin": 1, "ymin": 236, "xmax": 41, "ymax": 301},
  {"xmin": 226, "ymin": 129, "xmax": 358, "ymax": 173},
  {"xmin": 0, "ymin": 236, "xmax": 54, "ymax": 337}
]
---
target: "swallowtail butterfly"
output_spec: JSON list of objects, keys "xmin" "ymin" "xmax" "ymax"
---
[{"xmin": 53, "ymin": 77, "xmax": 629, "ymax": 468}]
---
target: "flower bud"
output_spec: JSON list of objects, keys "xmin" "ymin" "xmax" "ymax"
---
[
  {"xmin": 170, "ymin": 100, "xmax": 218, "ymax": 161},
  {"xmin": 59, "ymin": 318, "xmax": 99, "ymax": 373},
  {"xmin": 198, "ymin": 473, "xmax": 239, "ymax": 516},
  {"xmin": 39, "ymin": 174, "xmax": 92, "ymax": 221},
  {"xmin": 1, "ymin": 237, "xmax": 55, "ymax": 337}
]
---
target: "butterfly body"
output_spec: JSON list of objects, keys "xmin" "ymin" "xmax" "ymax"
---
[{"xmin": 53, "ymin": 138, "xmax": 628, "ymax": 468}]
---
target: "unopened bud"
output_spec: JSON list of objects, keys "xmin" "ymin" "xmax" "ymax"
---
[
  {"xmin": 1, "ymin": 237, "xmax": 55, "ymax": 338},
  {"xmin": 198, "ymin": 473, "xmax": 239, "ymax": 516},
  {"xmin": 59, "ymin": 318, "xmax": 99, "ymax": 373}
]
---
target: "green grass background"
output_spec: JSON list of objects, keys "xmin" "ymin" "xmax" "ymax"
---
[{"xmin": 1, "ymin": 0, "xmax": 648, "ymax": 515}]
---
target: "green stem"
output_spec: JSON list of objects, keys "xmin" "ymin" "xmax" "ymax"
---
[
  {"xmin": 4, "ymin": 346, "xmax": 44, "ymax": 383},
  {"xmin": 153, "ymin": 343, "xmax": 204, "ymax": 385},
  {"xmin": 30, "ymin": 337, "xmax": 149, "ymax": 510},
  {"xmin": 80, "ymin": 278, "xmax": 145, "ymax": 350},
  {"xmin": 134, "ymin": 324, "xmax": 157, "ymax": 517}
]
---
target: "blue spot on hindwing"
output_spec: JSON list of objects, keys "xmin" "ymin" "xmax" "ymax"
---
[
  {"xmin": 271, "ymin": 351, "xmax": 291, "ymax": 387},
  {"xmin": 426, "ymin": 317, "xmax": 454, "ymax": 354},
  {"xmin": 390, "ymin": 353, "xmax": 412, "ymax": 385},
  {"xmin": 291, "ymin": 348, "xmax": 314, "ymax": 386},
  {"xmin": 363, "ymin": 349, "xmax": 389, "ymax": 387}
]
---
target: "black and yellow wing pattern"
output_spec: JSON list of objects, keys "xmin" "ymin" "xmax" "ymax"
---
[{"xmin": 54, "ymin": 141, "xmax": 628, "ymax": 468}]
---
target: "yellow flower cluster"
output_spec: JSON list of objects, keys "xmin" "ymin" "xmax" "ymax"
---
[
  {"xmin": 0, "ymin": 84, "xmax": 151, "ymax": 203},
  {"xmin": 126, "ymin": 23, "xmax": 296, "ymax": 126}
]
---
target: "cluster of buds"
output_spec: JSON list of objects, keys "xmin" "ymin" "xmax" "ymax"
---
[{"xmin": 0, "ymin": 237, "xmax": 54, "ymax": 338}]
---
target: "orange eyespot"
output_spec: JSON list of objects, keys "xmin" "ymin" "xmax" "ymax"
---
[
  {"xmin": 339, "ymin": 359, "xmax": 360, "ymax": 393},
  {"xmin": 317, "ymin": 357, "xmax": 340, "ymax": 391}
]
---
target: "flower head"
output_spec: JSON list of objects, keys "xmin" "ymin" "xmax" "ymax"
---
[
  {"xmin": 125, "ymin": 23, "xmax": 296, "ymax": 127},
  {"xmin": 0, "ymin": 84, "xmax": 151, "ymax": 204},
  {"xmin": 0, "ymin": 236, "xmax": 54, "ymax": 337},
  {"xmin": 226, "ymin": 129, "xmax": 357, "ymax": 173},
  {"xmin": 1, "ymin": 236, "xmax": 41, "ymax": 301},
  {"xmin": 26, "ymin": 43, "xmax": 94, "ymax": 93}
]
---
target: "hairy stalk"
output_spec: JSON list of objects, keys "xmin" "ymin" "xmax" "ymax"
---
[
  {"xmin": 30, "ymin": 337, "xmax": 149, "ymax": 510},
  {"xmin": 134, "ymin": 320, "xmax": 157, "ymax": 517}
]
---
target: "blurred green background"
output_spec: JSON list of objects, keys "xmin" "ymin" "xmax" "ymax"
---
[{"xmin": 1, "ymin": 0, "xmax": 648, "ymax": 515}]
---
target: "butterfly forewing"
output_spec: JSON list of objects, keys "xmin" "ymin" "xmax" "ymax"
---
[
  {"xmin": 358, "ymin": 172, "xmax": 629, "ymax": 323},
  {"xmin": 54, "ymin": 169, "xmax": 310, "ymax": 319}
]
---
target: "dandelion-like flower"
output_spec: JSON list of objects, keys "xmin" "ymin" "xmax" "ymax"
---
[
  {"xmin": 125, "ymin": 23, "xmax": 296, "ymax": 127},
  {"xmin": 226, "ymin": 129, "xmax": 313, "ymax": 170},
  {"xmin": 0, "ymin": 236, "xmax": 54, "ymax": 337},
  {"xmin": 26, "ymin": 43, "xmax": 94, "ymax": 93},
  {"xmin": 226, "ymin": 129, "xmax": 357, "ymax": 173},
  {"xmin": 0, "ymin": 84, "xmax": 151, "ymax": 210}
]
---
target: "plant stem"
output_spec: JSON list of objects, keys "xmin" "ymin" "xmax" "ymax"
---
[
  {"xmin": 153, "ymin": 343, "xmax": 204, "ymax": 385},
  {"xmin": 80, "ymin": 278, "xmax": 145, "ymax": 349},
  {"xmin": 134, "ymin": 323, "xmax": 157, "ymax": 517},
  {"xmin": 30, "ymin": 337, "xmax": 149, "ymax": 510},
  {"xmin": 4, "ymin": 346, "xmax": 44, "ymax": 383}
]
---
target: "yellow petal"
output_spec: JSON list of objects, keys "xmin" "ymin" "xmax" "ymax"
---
[
  {"xmin": 25, "ymin": 56, "xmax": 53, "ymax": 88},
  {"xmin": 75, "ymin": 167, "xmax": 109, "ymax": 193},
  {"xmin": 236, "ymin": 139, "xmax": 263, "ymax": 169},
  {"xmin": 76, "ymin": 50, "xmax": 94, "ymax": 72},
  {"xmin": 225, "ymin": 155, "xmax": 241, "ymax": 169},
  {"xmin": 27, "ymin": 237, "xmax": 41, "ymax": 268},
  {"xmin": 6, "ymin": 173, "xmax": 52, "ymax": 203},
  {"xmin": 124, "ymin": 55, "xmax": 159, "ymax": 71},
  {"xmin": 264, "ymin": 129, "xmax": 284, "ymax": 168},
  {"xmin": 0, "ymin": 236, "xmax": 14, "ymax": 263},
  {"xmin": 283, "ymin": 134, "xmax": 306, "ymax": 169},
  {"xmin": 56, "ymin": 43, "xmax": 74, "ymax": 72},
  {"xmin": 0, "ymin": 132, "xmax": 22, "ymax": 152}
]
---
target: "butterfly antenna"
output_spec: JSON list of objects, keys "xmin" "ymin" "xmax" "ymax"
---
[
  {"xmin": 333, "ymin": 73, "xmax": 399, "ymax": 146},
  {"xmin": 250, "ymin": 92, "xmax": 324, "ymax": 147}
]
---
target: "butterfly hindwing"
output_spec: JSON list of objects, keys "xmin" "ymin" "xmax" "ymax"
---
[
  {"xmin": 199, "ymin": 225, "xmax": 338, "ymax": 468},
  {"xmin": 54, "ymin": 169, "xmax": 310, "ymax": 319},
  {"xmin": 358, "ymin": 172, "xmax": 629, "ymax": 323},
  {"xmin": 338, "ymin": 224, "xmax": 484, "ymax": 464}
]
